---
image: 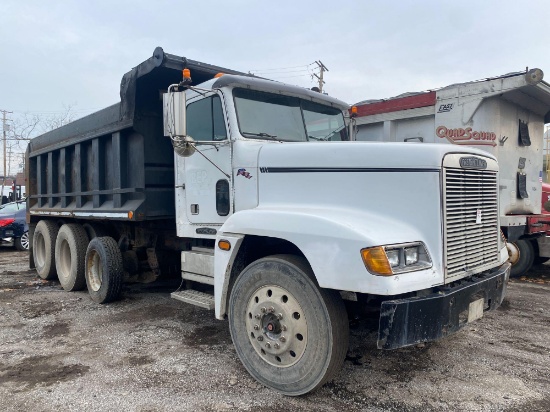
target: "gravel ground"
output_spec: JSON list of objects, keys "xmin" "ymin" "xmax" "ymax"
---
[{"xmin": 0, "ymin": 247, "xmax": 549, "ymax": 412}]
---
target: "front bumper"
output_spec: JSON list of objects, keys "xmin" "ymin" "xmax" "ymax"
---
[{"xmin": 378, "ymin": 262, "xmax": 510, "ymax": 349}]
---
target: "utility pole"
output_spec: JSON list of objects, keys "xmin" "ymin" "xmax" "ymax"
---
[
  {"xmin": 7, "ymin": 144, "xmax": 13, "ymax": 177},
  {"xmin": 312, "ymin": 61, "xmax": 329, "ymax": 93},
  {"xmin": 1, "ymin": 109, "xmax": 13, "ymax": 204}
]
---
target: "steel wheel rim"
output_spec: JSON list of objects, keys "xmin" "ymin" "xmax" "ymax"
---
[
  {"xmin": 58, "ymin": 239, "xmax": 71, "ymax": 283},
  {"xmin": 35, "ymin": 232, "xmax": 46, "ymax": 267},
  {"xmin": 246, "ymin": 285, "xmax": 308, "ymax": 367},
  {"xmin": 87, "ymin": 250, "xmax": 103, "ymax": 292},
  {"xmin": 20, "ymin": 232, "xmax": 29, "ymax": 250}
]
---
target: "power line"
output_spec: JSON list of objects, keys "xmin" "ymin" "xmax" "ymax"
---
[
  {"xmin": 253, "ymin": 68, "xmax": 312, "ymax": 75},
  {"xmin": 248, "ymin": 63, "xmax": 315, "ymax": 72},
  {"xmin": 268, "ymin": 74, "xmax": 314, "ymax": 80}
]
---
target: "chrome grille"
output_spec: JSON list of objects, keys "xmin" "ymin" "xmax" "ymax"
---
[{"xmin": 444, "ymin": 167, "xmax": 499, "ymax": 280}]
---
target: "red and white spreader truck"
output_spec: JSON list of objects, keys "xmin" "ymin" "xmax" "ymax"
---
[{"xmin": 352, "ymin": 69, "xmax": 550, "ymax": 276}]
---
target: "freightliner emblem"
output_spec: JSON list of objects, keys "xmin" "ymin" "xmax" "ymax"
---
[{"xmin": 459, "ymin": 157, "xmax": 487, "ymax": 169}]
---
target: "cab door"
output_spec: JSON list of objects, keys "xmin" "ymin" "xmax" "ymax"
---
[{"xmin": 183, "ymin": 94, "xmax": 232, "ymax": 225}]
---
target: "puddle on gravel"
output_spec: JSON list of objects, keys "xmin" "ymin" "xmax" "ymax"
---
[
  {"xmin": 0, "ymin": 355, "xmax": 90, "ymax": 392},
  {"xmin": 108, "ymin": 305, "xmax": 181, "ymax": 323},
  {"xmin": 183, "ymin": 324, "xmax": 232, "ymax": 347},
  {"xmin": 125, "ymin": 354, "xmax": 155, "ymax": 367},
  {"xmin": 20, "ymin": 301, "xmax": 63, "ymax": 319},
  {"xmin": 42, "ymin": 321, "xmax": 70, "ymax": 338}
]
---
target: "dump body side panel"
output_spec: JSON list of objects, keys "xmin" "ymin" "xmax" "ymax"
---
[{"xmin": 27, "ymin": 47, "xmax": 244, "ymax": 222}]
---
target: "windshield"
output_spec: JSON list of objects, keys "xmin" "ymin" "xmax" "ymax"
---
[{"xmin": 233, "ymin": 88, "xmax": 347, "ymax": 142}]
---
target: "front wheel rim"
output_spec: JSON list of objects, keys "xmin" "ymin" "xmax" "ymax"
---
[{"xmin": 246, "ymin": 285, "xmax": 308, "ymax": 368}]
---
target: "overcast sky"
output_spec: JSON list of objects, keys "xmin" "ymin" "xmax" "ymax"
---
[{"xmin": 1, "ymin": 0, "xmax": 549, "ymax": 171}]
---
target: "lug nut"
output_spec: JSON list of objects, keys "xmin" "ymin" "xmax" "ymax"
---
[
  {"xmin": 265, "ymin": 342, "xmax": 271, "ymax": 349},
  {"xmin": 257, "ymin": 336, "xmax": 263, "ymax": 342},
  {"xmin": 261, "ymin": 307, "xmax": 266, "ymax": 313},
  {"xmin": 253, "ymin": 325, "xmax": 259, "ymax": 330},
  {"xmin": 255, "ymin": 314, "xmax": 261, "ymax": 319},
  {"xmin": 281, "ymin": 325, "xmax": 287, "ymax": 331},
  {"xmin": 274, "ymin": 343, "xmax": 280, "ymax": 349},
  {"xmin": 276, "ymin": 313, "xmax": 283, "ymax": 320},
  {"xmin": 280, "ymin": 336, "xmax": 286, "ymax": 343},
  {"xmin": 268, "ymin": 307, "xmax": 275, "ymax": 313}
]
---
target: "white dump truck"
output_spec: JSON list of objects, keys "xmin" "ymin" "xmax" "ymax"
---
[
  {"xmin": 27, "ymin": 48, "xmax": 510, "ymax": 395},
  {"xmin": 353, "ymin": 69, "xmax": 550, "ymax": 276}
]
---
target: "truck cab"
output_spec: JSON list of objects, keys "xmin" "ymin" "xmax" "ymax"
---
[{"xmin": 165, "ymin": 69, "xmax": 510, "ymax": 392}]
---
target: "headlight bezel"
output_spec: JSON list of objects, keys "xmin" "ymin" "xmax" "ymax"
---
[{"xmin": 361, "ymin": 242, "xmax": 432, "ymax": 276}]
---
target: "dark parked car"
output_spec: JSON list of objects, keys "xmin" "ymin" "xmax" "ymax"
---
[{"xmin": 0, "ymin": 200, "xmax": 29, "ymax": 251}]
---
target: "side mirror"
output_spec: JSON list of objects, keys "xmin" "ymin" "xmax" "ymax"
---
[
  {"xmin": 163, "ymin": 90, "xmax": 187, "ymax": 138},
  {"xmin": 163, "ymin": 90, "xmax": 195, "ymax": 157}
]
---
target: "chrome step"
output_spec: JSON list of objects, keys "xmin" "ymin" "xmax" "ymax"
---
[
  {"xmin": 191, "ymin": 246, "xmax": 214, "ymax": 254},
  {"xmin": 181, "ymin": 250, "xmax": 215, "ymax": 283},
  {"xmin": 171, "ymin": 290, "xmax": 215, "ymax": 310},
  {"xmin": 182, "ymin": 272, "xmax": 214, "ymax": 285}
]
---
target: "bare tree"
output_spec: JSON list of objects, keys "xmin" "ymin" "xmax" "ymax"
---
[
  {"xmin": 39, "ymin": 104, "xmax": 77, "ymax": 133},
  {"xmin": 2, "ymin": 104, "xmax": 78, "ymax": 187}
]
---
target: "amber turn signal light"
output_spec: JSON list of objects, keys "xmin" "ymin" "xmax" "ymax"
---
[
  {"xmin": 361, "ymin": 247, "xmax": 393, "ymax": 276},
  {"xmin": 218, "ymin": 240, "xmax": 231, "ymax": 251}
]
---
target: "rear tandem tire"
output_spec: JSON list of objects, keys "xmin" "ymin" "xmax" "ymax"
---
[
  {"xmin": 228, "ymin": 254, "xmax": 349, "ymax": 396},
  {"xmin": 510, "ymin": 239, "xmax": 535, "ymax": 277},
  {"xmin": 33, "ymin": 220, "xmax": 59, "ymax": 280},
  {"xmin": 55, "ymin": 224, "xmax": 89, "ymax": 291},
  {"xmin": 85, "ymin": 237, "xmax": 124, "ymax": 304}
]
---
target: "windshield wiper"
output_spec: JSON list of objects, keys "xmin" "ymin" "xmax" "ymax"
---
[
  {"xmin": 313, "ymin": 125, "xmax": 346, "ymax": 141},
  {"xmin": 242, "ymin": 132, "xmax": 283, "ymax": 143},
  {"xmin": 308, "ymin": 135, "xmax": 329, "ymax": 141}
]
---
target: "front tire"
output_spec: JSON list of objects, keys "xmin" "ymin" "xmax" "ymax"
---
[
  {"xmin": 85, "ymin": 237, "xmax": 123, "ymax": 304},
  {"xmin": 228, "ymin": 255, "xmax": 349, "ymax": 396},
  {"xmin": 33, "ymin": 220, "xmax": 59, "ymax": 279},
  {"xmin": 55, "ymin": 224, "xmax": 89, "ymax": 291},
  {"xmin": 510, "ymin": 239, "xmax": 535, "ymax": 277}
]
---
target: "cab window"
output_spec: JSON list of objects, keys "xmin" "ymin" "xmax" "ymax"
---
[{"xmin": 187, "ymin": 96, "xmax": 227, "ymax": 141}]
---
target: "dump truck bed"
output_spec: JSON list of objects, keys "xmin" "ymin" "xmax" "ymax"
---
[{"xmin": 27, "ymin": 47, "xmax": 244, "ymax": 221}]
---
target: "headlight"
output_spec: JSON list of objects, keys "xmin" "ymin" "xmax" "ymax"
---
[
  {"xmin": 361, "ymin": 242, "xmax": 432, "ymax": 276},
  {"xmin": 404, "ymin": 247, "xmax": 419, "ymax": 265},
  {"xmin": 386, "ymin": 249, "xmax": 400, "ymax": 267}
]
